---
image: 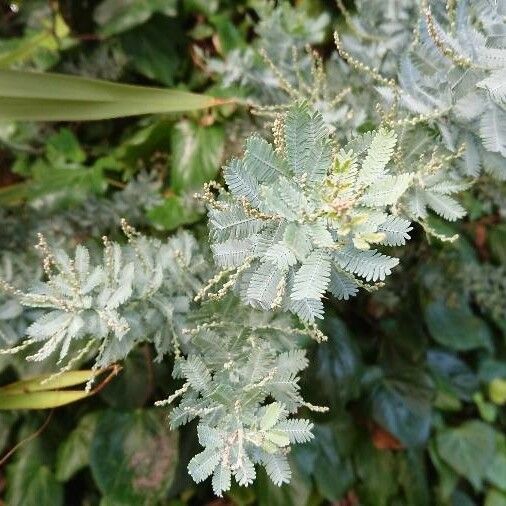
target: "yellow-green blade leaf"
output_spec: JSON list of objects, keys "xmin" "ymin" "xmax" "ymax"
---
[
  {"xmin": 0, "ymin": 390, "xmax": 91, "ymax": 410},
  {"xmin": 0, "ymin": 69, "xmax": 230, "ymax": 121},
  {"xmin": 0, "ymin": 369, "xmax": 103, "ymax": 394},
  {"xmin": 0, "ymin": 367, "xmax": 120, "ymax": 409}
]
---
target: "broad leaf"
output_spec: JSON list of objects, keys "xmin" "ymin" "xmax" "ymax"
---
[
  {"xmin": 436, "ymin": 421, "xmax": 496, "ymax": 491},
  {"xmin": 424, "ymin": 296, "xmax": 494, "ymax": 351},
  {"xmin": 90, "ymin": 410, "xmax": 178, "ymax": 503},
  {"xmin": 94, "ymin": 0, "xmax": 177, "ymax": 37},
  {"xmin": 55, "ymin": 412, "xmax": 99, "ymax": 482},
  {"xmin": 370, "ymin": 367, "xmax": 434, "ymax": 447},
  {"xmin": 170, "ymin": 119, "xmax": 224, "ymax": 192}
]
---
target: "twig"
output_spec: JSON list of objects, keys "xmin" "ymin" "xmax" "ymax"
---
[{"xmin": 0, "ymin": 410, "xmax": 54, "ymax": 468}]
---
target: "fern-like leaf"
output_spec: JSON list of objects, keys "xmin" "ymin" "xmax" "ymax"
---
[
  {"xmin": 335, "ymin": 247, "xmax": 399, "ymax": 282},
  {"xmin": 357, "ymin": 129, "xmax": 397, "ymax": 186},
  {"xmin": 479, "ymin": 104, "xmax": 506, "ymax": 157},
  {"xmin": 291, "ymin": 250, "xmax": 331, "ymax": 301},
  {"xmin": 377, "ymin": 216, "xmax": 413, "ymax": 246}
]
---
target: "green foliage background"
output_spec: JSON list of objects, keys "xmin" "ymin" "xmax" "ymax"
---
[{"xmin": 0, "ymin": 1, "xmax": 505, "ymax": 505}]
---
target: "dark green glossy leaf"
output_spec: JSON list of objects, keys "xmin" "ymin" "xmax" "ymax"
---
[
  {"xmin": 294, "ymin": 421, "xmax": 356, "ymax": 501},
  {"xmin": 0, "ymin": 411, "xmax": 17, "ymax": 451},
  {"xmin": 55, "ymin": 412, "xmax": 99, "ymax": 482},
  {"xmin": 6, "ymin": 423, "xmax": 63, "ymax": 506},
  {"xmin": 309, "ymin": 314, "xmax": 362, "ymax": 407},
  {"xmin": 255, "ymin": 457, "xmax": 312, "ymax": 506},
  {"xmin": 121, "ymin": 16, "xmax": 186, "ymax": 86},
  {"xmin": 370, "ymin": 367, "xmax": 434, "ymax": 447},
  {"xmin": 170, "ymin": 119, "xmax": 225, "ymax": 193},
  {"xmin": 94, "ymin": 0, "xmax": 177, "ymax": 37},
  {"xmin": 452, "ymin": 490, "xmax": 477, "ymax": 506},
  {"xmin": 354, "ymin": 439, "xmax": 398, "ymax": 506},
  {"xmin": 379, "ymin": 317, "xmax": 427, "ymax": 366},
  {"xmin": 148, "ymin": 193, "xmax": 201, "ymax": 231},
  {"xmin": 479, "ymin": 359, "xmax": 506, "ymax": 383},
  {"xmin": 427, "ymin": 349, "xmax": 478, "ymax": 401},
  {"xmin": 398, "ymin": 450, "xmax": 430, "ymax": 506},
  {"xmin": 90, "ymin": 409, "xmax": 178, "ymax": 503},
  {"xmin": 429, "ymin": 440, "xmax": 459, "ymax": 502},
  {"xmin": 436, "ymin": 421, "xmax": 496, "ymax": 491},
  {"xmin": 485, "ymin": 489, "xmax": 506, "ymax": 506},
  {"xmin": 424, "ymin": 296, "xmax": 493, "ymax": 351},
  {"xmin": 488, "ymin": 224, "xmax": 506, "ymax": 264},
  {"xmin": 100, "ymin": 350, "xmax": 152, "ymax": 409},
  {"xmin": 486, "ymin": 434, "xmax": 506, "ymax": 491}
]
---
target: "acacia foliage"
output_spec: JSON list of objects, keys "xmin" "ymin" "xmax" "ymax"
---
[{"xmin": 0, "ymin": 1, "xmax": 505, "ymax": 505}]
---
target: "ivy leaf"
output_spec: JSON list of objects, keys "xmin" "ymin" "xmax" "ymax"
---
[
  {"xmin": 45, "ymin": 128, "xmax": 86, "ymax": 166},
  {"xmin": 485, "ymin": 489, "xmax": 506, "ymax": 506},
  {"xmin": 308, "ymin": 314, "xmax": 362, "ymax": 407},
  {"xmin": 354, "ymin": 439, "xmax": 398, "ymax": 506},
  {"xmin": 423, "ymin": 296, "xmax": 494, "ymax": 351},
  {"xmin": 436, "ymin": 421, "xmax": 496, "ymax": 491},
  {"xmin": 6, "ymin": 423, "xmax": 64, "ymax": 506},
  {"xmin": 488, "ymin": 224, "xmax": 506, "ymax": 264},
  {"xmin": 94, "ymin": 0, "xmax": 177, "ymax": 37},
  {"xmin": 486, "ymin": 434, "xmax": 506, "ymax": 492},
  {"xmin": 255, "ymin": 457, "xmax": 311, "ymax": 506},
  {"xmin": 370, "ymin": 367, "xmax": 434, "ymax": 447},
  {"xmin": 148, "ymin": 194, "xmax": 201, "ymax": 231},
  {"xmin": 121, "ymin": 16, "xmax": 186, "ymax": 86},
  {"xmin": 114, "ymin": 119, "xmax": 172, "ymax": 167},
  {"xmin": 55, "ymin": 412, "xmax": 99, "ymax": 482},
  {"xmin": 398, "ymin": 450, "xmax": 430, "ymax": 506},
  {"xmin": 90, "ymin": 410, "xmax": 178, "ymax": 503},
  {"xmin": 427, "ymin": 349, "xmax": 479, "ymax": 401},
  {"xmin": 294, "ymin": 423, "xmax": 355, "ymax": 502},
  {"xmin": 170, "ymin": 119, "xmax": 224, "ymax": 193}
]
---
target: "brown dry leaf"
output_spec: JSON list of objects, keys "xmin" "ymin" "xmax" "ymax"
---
[{"xmin": 371, "ymin": 424, "xmax": 404, "ymax": 450}]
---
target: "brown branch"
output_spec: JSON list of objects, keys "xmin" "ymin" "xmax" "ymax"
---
[{"xmin": 0, "ymin": 410, "xmax": 53, "ymax": 468}]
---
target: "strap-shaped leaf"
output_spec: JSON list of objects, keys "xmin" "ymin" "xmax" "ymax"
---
[
  {"xmin": 0, "ymin": 69, "xmax": 228, "ymax": 121},
  {"xmin": 0, "ymin": 366, "xmax": 118, "ymax": 409}
]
